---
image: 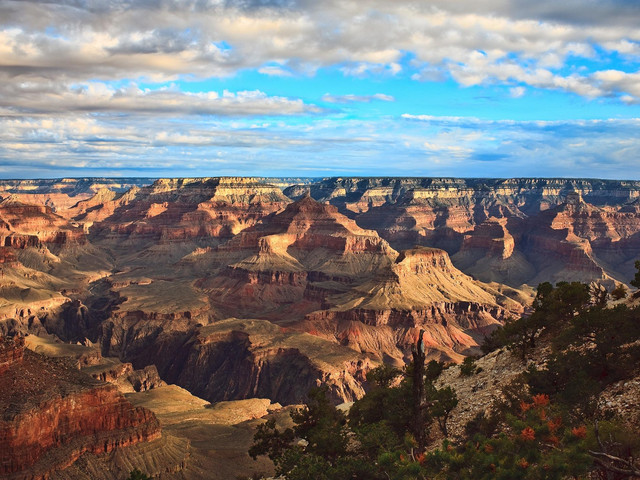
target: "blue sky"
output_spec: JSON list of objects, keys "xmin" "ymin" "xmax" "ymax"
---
[{"xmin": 1, "ymin": 0, "xmax": 640, "ymax": 179}]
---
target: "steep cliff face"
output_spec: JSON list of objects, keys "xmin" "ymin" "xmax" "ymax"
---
[
  {"xmin": 87, "ymin": 177, "xmax": 291, "ymax": 249},
  {"xmin": 0, "ymin": 336, "xmax": 160, "ymax": 479},
  {"xmin": 502, "ymin": 193, "xmax": 640, "ymax": 285},
  {"xmin": 98, "ymin": 317, "xmax": 372, "ymax": 405},
  {"xmin": 199, "ymin": 195, "xmax": 395, "ymax": 320},
  {"xmin": 64, "ymin": 187, "xmax": 130, "ymax": 228},
  {"xmin": 301, "ymin": 247, "xmax": 518, "ymax": 363},
  {"xmin": 0, "ymin": 197, "xmax": 86, "ymax": 247},
  {"xmin": 452, "ymin": 218, "xmax": 536, "ymax": 285},
  {"xmin": 0, "ymin": 196, "xmax": 112, "ymax": 322},
  {"xmin": 0, "ymin": 178, "xmax": 154, "ymax": 197},
  {"xmin": 190, "ymin": 195, "xmax": 517, "ymax": 364},
  {"xmin": 290, "ymin": 178, "xmax": 640, "ymax": 286}
]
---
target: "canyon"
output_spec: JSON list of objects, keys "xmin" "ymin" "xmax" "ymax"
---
[
  {"xmin": 0, "ymin": 336, "xmax": 161, "ymax": 479},
  {"xmin": 0, "ymin": 176, "xmax": 639, "ymax": 478}
]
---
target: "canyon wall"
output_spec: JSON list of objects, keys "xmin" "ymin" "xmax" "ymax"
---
[
  {"xmin": 0, "ymin": 337, "xmax": 161, "ymax": 479},
  {"xmin": 285, "ymin": 178, "xmax": 640, "ymax": 287},
  {"xmin": 0, "ymin": 176, "xmax": 638, "ymax": 409},
  {"xmin": 0, "ymin": 176, "xmax": 637, "ymax": 479}
]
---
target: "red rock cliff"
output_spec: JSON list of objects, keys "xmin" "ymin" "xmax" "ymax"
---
[{"xmin": 0, "ymin": 336, "xmax": 160, "ymax": 479}]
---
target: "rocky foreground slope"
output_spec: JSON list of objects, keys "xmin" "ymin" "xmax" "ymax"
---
[{"xmin": 0, "ymin": 336, "xmax": 161, "ymax": 479}]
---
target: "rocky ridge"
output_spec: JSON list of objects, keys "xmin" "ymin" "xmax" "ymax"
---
[
  {"xmin": 0, "ymin": 336, "xmax": 161, "ymax": 479},
  {"xmin": 1, "ymin": 177, "xmax": 638, "ymax": 407},
  {"xmin": 286, "ymin": 178, "xmax": 640, "ymax": 287}
]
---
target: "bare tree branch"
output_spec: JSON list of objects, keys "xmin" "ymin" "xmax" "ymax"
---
[{"xmin": 589, "ymin": 451, "xmax": 640, "ymax": 477}]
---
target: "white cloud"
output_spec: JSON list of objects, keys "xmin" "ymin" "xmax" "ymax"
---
[
  {"xmin": 258, "ymin": 65, "xmax": 293, "ymax": 77},
  {"xmin": 510, "ymin": 86, "xmax": 526, "ymax": 98},
  {"xmin": 322, "ymin": 93, "xmax": 395, "ymax": 104},
  {"xmin": 0, "ymin": 82, "xmax": 320, "ymax": 116},
  {"xmin": 1, "ymin": 0, "xmax": 639, "ymax": 102},
  {"xmin": 1, "ymin": 0, "xmax": 640, "ymax": 180},
  {"xmin": 2, "ymin": 111, "xmax": 640, "ymax": 179}
]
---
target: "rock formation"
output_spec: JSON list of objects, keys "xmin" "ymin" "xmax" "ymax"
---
[
  {"xmin": 0, "ymin": 195, "xmax": 112, "ymax": 324},
  {"xmin": 189, "ymin": 197, "xmax": 518, "ymax": 368},
  {"xmin": 0, "ymin": 178, "xmax": 154, "ymax": 213},
  {"xmin": 0, "ymin": 336, "xmax": 161, "ymax": 479},
  {"xmin": 122, "ymin": 318, "xmax": 372, "ymax": 405},
  {"xmin": 85, "ymin": 177, "xmax": 292, "ymax": 250},
  {"xmin": 286, "ymin": 178, "xmax": 640, "ymax": 286},
  {"xmin": 1, "ymin": 176, "xmax": 638, "ymax": 408},
  {"xmin": 0, "ymin": 196, "xmax": 86, "ymax": 248},
  {"xmin": 57, "ymin": 193, "xmax": 514, "ymax": 404},
  {"xmin": 0, "ymin": 176, "xmax": 637, "ymax": 478},
  {"xmin": 199, "ymin": 194, "xmax": 394, "ymax": 320},
  {"xmin": 301, "ymin": 246, "xmax": 518, "ymax": 363}
]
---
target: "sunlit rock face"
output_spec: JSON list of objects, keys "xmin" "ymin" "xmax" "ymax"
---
[
  {"xmin": 192, "ymin": 196, "xmax": 518, "ymax": 369},
  {"xmin": 0, "ymin": 196, "xmax": 86, "ymax": 247},
  {"xmin": 287, "ymin": 178, "xmax": 640, "ymax": 287},
  {"xmin": 0, "ymin": 337, "xmax": 160, "ymax": 479},
  {"xmin": 1, "ymin": 176, "xmax": 639, "ymax": 409},
  {"xmin": 68, "ymin": 188, "xmax": 515, "ymax": 404},
  {"xmin": 82, "ymin": 177, "xmax": 292, "ymax": 250},
  {"xmin": 0, "ymin": 178, "xmax": 154, "ymax": 212}
]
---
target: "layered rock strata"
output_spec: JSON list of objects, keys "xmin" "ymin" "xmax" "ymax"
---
[
  {"xmin": 200, "ymin": 195, "xmax": 394, "ymax": 320},
  {"xmin": 192, "ymin": 197, "xmax": 517, "ymax": 366},
  {"xmin": 286, "ymin": 178, "xmax": 640, "ymax": 286},
  {"xmin": 2, "ymin": 176, "xmax": 638, "ymax": 414},
  {"xmin": 302, "ymin": 247, "xmax": 517, "ymax": 363},
  {"xmin": 0, "ymin": 336, "xmax": 161, "ymax": 479},
  {"xmin": 85, "ymin": 177, "xmax": 292, "ymax": 249}
]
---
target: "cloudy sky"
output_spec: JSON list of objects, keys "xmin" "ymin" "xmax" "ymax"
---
[{"xmin": 1, "ymin": 0, "xmax": 640, "ymax": 179}]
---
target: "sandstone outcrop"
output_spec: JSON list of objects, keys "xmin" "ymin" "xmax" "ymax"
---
[
  {"xmin": 302, "ymin": 247, "xmax": 518, "ymax": 363},
  {"xmin": 200, "ymin": 195, "xmax": 394, "ymax": 320},
  {"xmin": 0, "ymin": 336, "xmax": 161, "ymax": 479},
  {"xmin": 287, "ymin": 178, "xmax": 640, "ymax": 286},
  {"xmin": 0, "ymin": 197, "xmax": 113, "ymax": 323},
  {"xmin": 0, "ymin": 197, "xmax": 85, "ymax": 248},
  {"xmin": 185, "ymin": 197, "xmax": 519, "ymax": 368},
  {"xmin": 85, "ymin": 360, "xmax": 166, "ymax": 392},
  {"xmin": 86, "ymin": 177, "xmax": 292, "ymax": 250}
]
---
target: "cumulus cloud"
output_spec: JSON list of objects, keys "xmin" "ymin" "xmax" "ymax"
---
[
  {"xmin": 1, "ymin": 1, "xmax": 640, "ymax": 179},
  {"xmin": 1, "ymin": 0, "xmax": 640, "ymax": 101},
  {"xmin": 0, "ymin": 81, "xmax": 320, "ymax": 116}
]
